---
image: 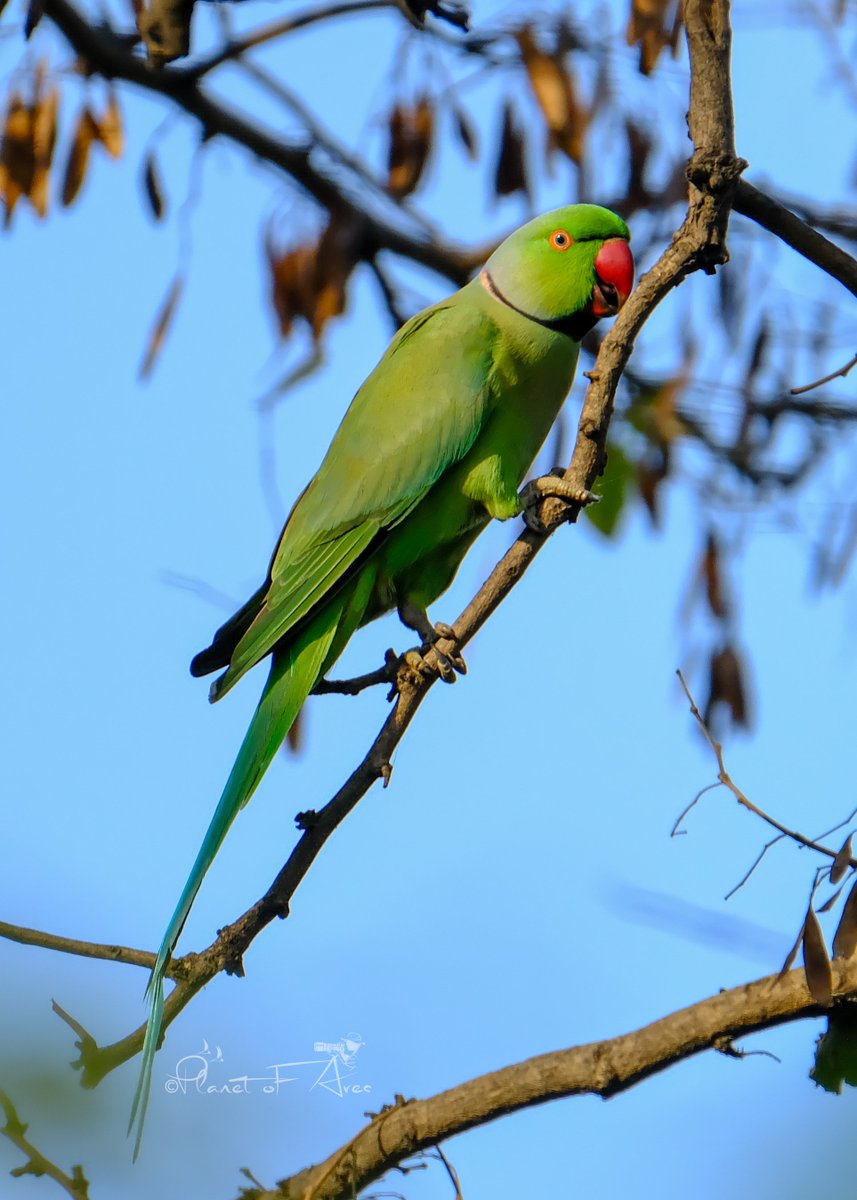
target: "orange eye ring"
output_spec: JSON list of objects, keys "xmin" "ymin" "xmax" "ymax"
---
[{"xmin": 549, "ymin": 229, "xmax": 573, "ymax": 251}]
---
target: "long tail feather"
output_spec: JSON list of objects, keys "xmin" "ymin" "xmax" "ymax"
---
[{"xmin": 129, "ymin": 595, "xmax": 348, "ymax": 1158}]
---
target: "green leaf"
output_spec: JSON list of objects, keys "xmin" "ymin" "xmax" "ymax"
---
[
  {"xmin": 584, "ymin": 441, "xmax": 634, "ymax": 538},
  {"xmin": 811, "ymin": 1009, "xmax": 857, "ymax": 1094}
]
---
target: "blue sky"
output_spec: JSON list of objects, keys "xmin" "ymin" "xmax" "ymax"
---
[{"xmin": 2, "ymin": 1, "xmax": 857, "ymax": 1196}]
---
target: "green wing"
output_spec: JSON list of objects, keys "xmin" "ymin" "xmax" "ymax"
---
[{"xmin": 211, "ymin": 290, "xmax": 496, "ymax": 699}]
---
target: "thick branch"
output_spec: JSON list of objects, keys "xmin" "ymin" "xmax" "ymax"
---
[{"xmin": 271, "ymin": 960, "xmax": 857, "ymax": 1200}]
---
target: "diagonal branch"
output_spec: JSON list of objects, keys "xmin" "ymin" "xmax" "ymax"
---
[
  {"xmin": 24, "ymin": 0, "xmax": 748, "ymax": 1093},
  {"xmin": 269, "ymin": 959, "xmax": 857, "ymax": 1200},
  {"xmin": 188, "ymin": 0, "xmax": 398, "ymax": 77},
  {"xmin": 734, "ymin": 179, "xmax": 857, "ymax": 299},
  {"xmin": 0, "ymin": 1090, "xmax": 90, "ymax": 1200},
  {"xmin": 42, "ymin": 0, "xmax": 480, "ymax": 286}
]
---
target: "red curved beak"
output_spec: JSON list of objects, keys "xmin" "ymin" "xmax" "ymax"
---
[{"xmin": 591, "ymin": 238, "xmax": 634, "ymax": 317}]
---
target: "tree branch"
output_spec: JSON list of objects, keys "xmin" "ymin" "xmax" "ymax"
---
[
  {"xmin": 188, "ymin": 0, "xmax": 397, "ymax": 77},
  {"xmin": 0, "ymin": 920, "xmax": 157, "ymax": 972},
  {"xmin": 269, "ymin": 959, "xmax": 857, "ymax": 1200},
  {"xmin": 0, "ymin": 1090, "xmax": 90, "ymax": 1200},
  {"xmin": 734, "ymin": 179, "xmax": 857, "ymax": 299},
  {"xmin": 42, "ymin": 0, "xmax": 480, "ymax": 286}
]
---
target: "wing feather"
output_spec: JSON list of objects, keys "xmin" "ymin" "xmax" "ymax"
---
[{"xmin": 211, "ymin": 289, "xmax": 495, "ymax": 698}]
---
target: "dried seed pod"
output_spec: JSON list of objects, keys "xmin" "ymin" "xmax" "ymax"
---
[
  {"xmin": 515, "ymin": 26, "xmax": 586, "ymax": 165},
  {"xmin": 387, "ymin": 96, "xmax": 434, "ymax": 198},
  {"xmin": 833, "ymin": 877, "xmax": 857, "ymax": 959},
  {"xmin": 626, "ymin": 0, "xmax": 682, "ymax": 75},
  {"xmin": 803, "ymin": 906, "xmax": 833, "ymax": 1007},
  {"xmin": 704, "ymin": 645, "xmax": 748, "ymax": 730},
  {"xmin": 61, "ymin": 108, "xmax": 100, "ymax": 207},
  {"xmin": 139, "ymin": 275, "xmax": 184, "ymax": 380},
  {"xmin": 451, "ymin": 103, "xmax": 478, "ymax": 161},
  {"xmin": 96, "ymin": 91, "xmax": 123, "ymax": 159},
  {"xmin": 142, "ymin": 151, "xmax": 165, "ymax": 221},
  {"xmin": 830, "ymin": 835, "xmax": 854, "ymax": 887},
  {"xmin": 0, "ymin": 94, "xmax": 35, "ymax": 226},
  {"xmin": 29, "ymin": 86, "xmax": 58, "ymax": 217},
  {"xmin": 493, "ymin": 99, "xmax": 529, "ymax": 201}
]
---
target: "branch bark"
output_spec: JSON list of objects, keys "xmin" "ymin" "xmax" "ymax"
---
[{"xmin": 268, "ymin": 959, "xmax": 857, "ymax": 1200}]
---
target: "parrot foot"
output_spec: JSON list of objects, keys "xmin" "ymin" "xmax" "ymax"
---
[
  {"xmin": 519, "ymin": 471, "xmax": 599, "ymax": 535},
  {"xmin": 393, "ymin": 603, "xmax": 467, "ymax": 689}
]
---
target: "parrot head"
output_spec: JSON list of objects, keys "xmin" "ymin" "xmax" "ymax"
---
[{"xmin": 482, "ymin": 204, "xmax": 633, "ymax": 338}]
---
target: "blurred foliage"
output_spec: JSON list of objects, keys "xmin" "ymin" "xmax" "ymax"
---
[{"xmin": 0, "ymin": 0, "xmax": 854, "ymax": 736}]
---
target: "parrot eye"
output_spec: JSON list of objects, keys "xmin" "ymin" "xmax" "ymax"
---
[{"xmin": 549, "ymin": 229, "xmax": 573, "ymax": 251}]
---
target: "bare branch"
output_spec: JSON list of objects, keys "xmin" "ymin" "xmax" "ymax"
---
[
  {"xmin": 791, "ymin": 351, "xmax": 857, "ymax": 396},
  {"xmin": 734, "ymin": 179, "xmax": 857, "ymax": 299},
  {"xmin": 270, "ymin": 959, "xmax": 857, "ymax": 1200},
  {"xmin": 676, "ymin": 671, "xmax": 857, "ymax": 882},
  {"xmin": 0, "ymin": 920, "xmax": 156, "ymax": 972},
  {"xmin": 189, "ymin": 0, "xmax": 397, "ymax": 77}
]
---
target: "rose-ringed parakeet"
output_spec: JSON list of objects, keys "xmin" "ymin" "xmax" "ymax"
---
[{"xmin": 130, "ymin": 203, "xmax": 633, "ymax": 1151}]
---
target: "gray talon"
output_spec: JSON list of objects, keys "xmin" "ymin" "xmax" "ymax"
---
[{"xmin": 520, "ymin": 474, "xmax": 600, "ymax": 533}]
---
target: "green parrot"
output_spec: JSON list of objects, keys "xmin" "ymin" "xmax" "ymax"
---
[{"xmin": 130, "ymin": 202, "xmax": 633, "ymax": 1151}]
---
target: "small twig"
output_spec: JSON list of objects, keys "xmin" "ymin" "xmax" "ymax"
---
[
  {"xmin": 676, "ymin": 670, "xmax": 857, "ymax": 892},
  {"xmin": 367, "ymin": 257, "xmax": 410, "ymax": 331},
  {"xmin": 724, "ymin": 833, "xmax": 786, "ymax": 901},
  {"xmin": 431, "ymin": 1144, "xmax": 464, "ymax": 1199},
  {"xmin": 812, "ymin": 806, "xmax": 857, "ymax": 845},
  {"xmin": 0, "ymin": 1090, "xmax": 90, "ymax": 1200},
  {"xmin": 188, "ymin": 0, "xmax": 396, "ymax": 77},
  {"xmin": 712, "ymin": 1038, "xmax": 781, "ymax": 1064},
  {"xmin": 791, "ymin": 351, "xmax": 857, "ymax": 396},
  {"xmin": 671, "ymin": 781, "xmax": 722, "ymax": 836},
  {"xmin": 312, "ymin": 657, "xmax": 396, "ymax": 696},
  {"xmin": 0, "ymin": 920, "xmax": 156, "ymax": 971}
]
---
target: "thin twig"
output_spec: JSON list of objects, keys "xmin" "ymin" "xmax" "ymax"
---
[
  {"xmin": 432, "ymin": 1144, "xmax": 464, "ymax": 1199},
  {"xmin": 189, "ymin": 0, "xmax": 396, "ymax": 77},
  {"xmin": 312, "ymin": 655, "xmax": 397, "ymax": 696},
  {"xmin": 791, "ymin": 351, "xmax": 857, "ymax": 395},
  {"xmin": 675, "ymin": 670, "xmax": 857, "ymax": 887},
  {"xmin": 724, "ymin": 833, "xmax": 786, "ymax": 901},
  {"xmin": 671, "ymin": 781, "xmax": 722, "ymax": 836}
]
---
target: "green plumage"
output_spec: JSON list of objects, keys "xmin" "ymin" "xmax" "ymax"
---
[{"xmin": 130, "ymin": 203, "xmax": 631, "ymax": 1154}]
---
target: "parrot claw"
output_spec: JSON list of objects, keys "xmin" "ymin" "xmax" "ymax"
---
[
  {"xmin": 519, "ymin": 473, "xmax": 599, "ymax": 534},
  {"xmin": 395, "ymin": 603, "xmax": 466, "ymax": 682},
  {"xmin": 387, "ymin": 608, "xmax": 467, "ymax": 693}
]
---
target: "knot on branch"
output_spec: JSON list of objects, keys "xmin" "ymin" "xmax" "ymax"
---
[
  {"xmin": 135, "ymin": 0, "xmax": 195, "ymax": 64},
  {"xmin": 685, "ymin": 151, "xmax": 747, "ymax": 196}
]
